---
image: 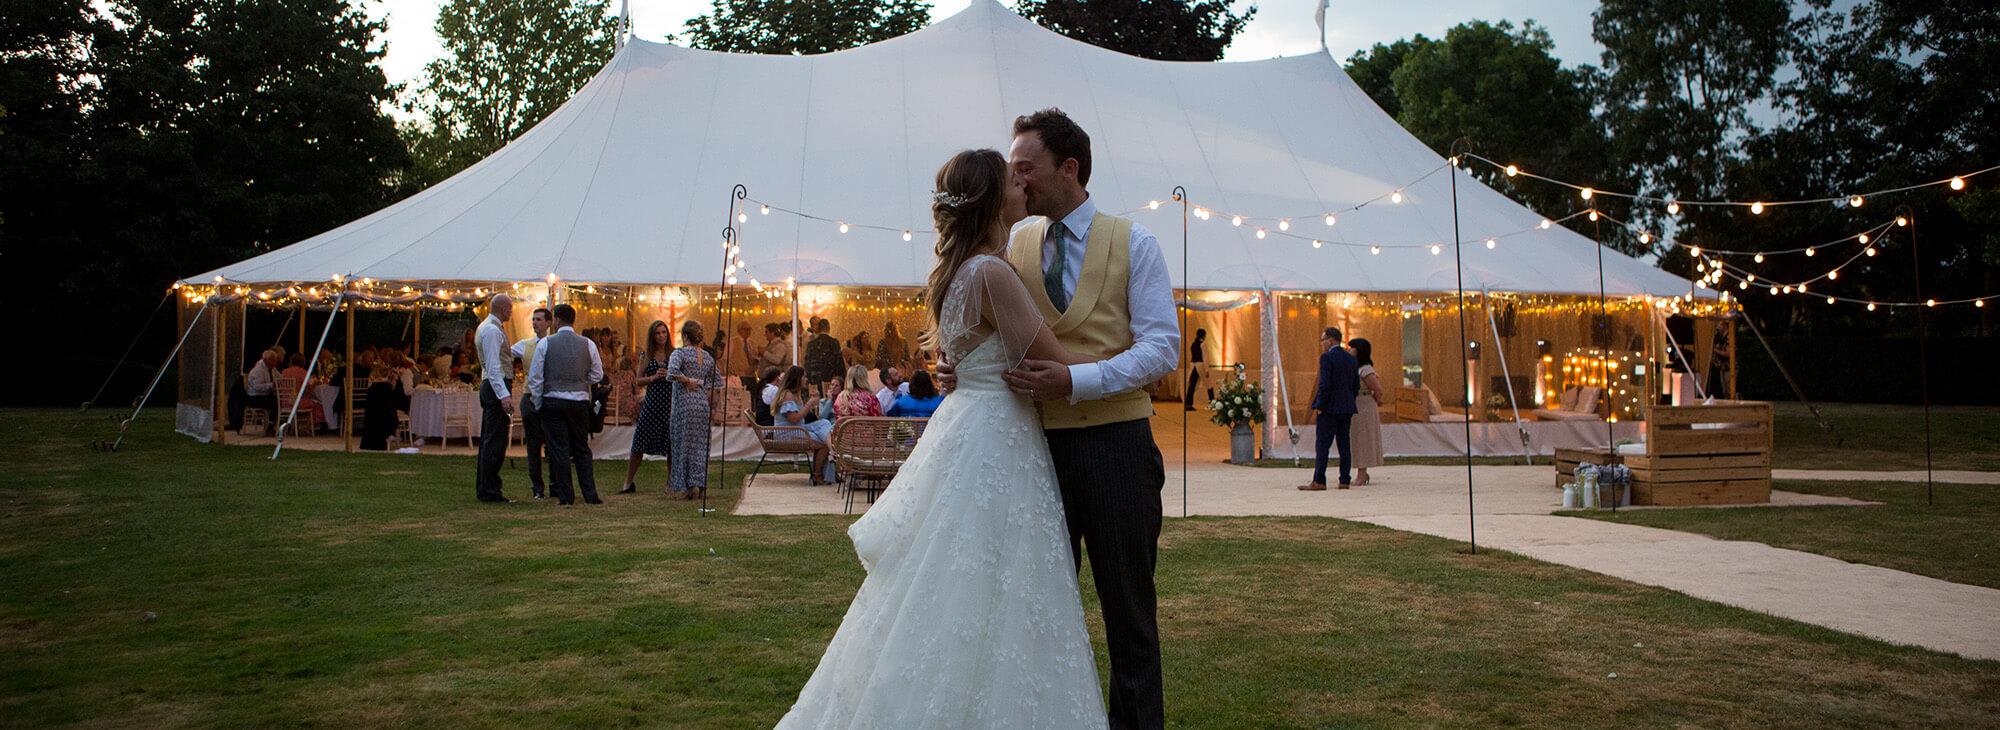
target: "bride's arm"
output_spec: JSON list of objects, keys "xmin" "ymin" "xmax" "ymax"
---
[
  {"xmin": 1023, "ymin": 324, "xmax": 1097, "ymax": 366},
  {"xmin": 972, "ymin": 259, "xmax": 1097, "ymax": 367}
]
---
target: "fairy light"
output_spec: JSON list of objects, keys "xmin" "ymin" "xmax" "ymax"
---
[
  {"xmin": 1540, "ymin": 219, "xmax": 1552, "ymax": 229},
  {"xmin": 1928, "ymin": 299, "xmax": 1937, "ymax": 307},
  {"xmin": 1312, "ymin": 240, "xmax": 1323, "ymax": 249},
  {"xmin": 1866, "ymin": 247, "xmax": 1877, "ymax": 257},
  {"xmin": 1897, "ymin": 216, "xmax": 1909, "ymax": 227},
  {"xmin": 738, "ymin": 212, "xmax": 747, "ymax": 223},
  {"xmin": 1278, "ymin": 219, "xmax": 1290, "ymax": 231},
  {"xmin": 1391, "ymin": 191, "xmax": 1404, "ymax": 204},
  {"xmin": 1431, "ymin": 245, "xmax": 1441, "ymax": 255},
  {"xmin": 1667, "ymin": 201, "xmax": 1681, "ymax": 215},
  {"xmin": 1325, "ymin": 214, "xmax": 1336, "ymax": 226},
  {"xmin": 902, "ymin": 231, "xmax": 912, "ymax": 241},
  {"xmin": 1859, "ymin": 233, "xmax": 1870, "ymax": 244},
  {"xmin": 1805, "ymin": 248, "xmax": 1816, "ymax": 257},
  {"xmin": 1867, "ymin": 302, "xmax": 1877, "ymax": 311},
  {"xmin": 1848, "ymin": 196, "xmax": 1864, "ymax": 208},
  {"xmin": 1588, "ymin": 210, "xmax": 1599, "ymax": 221},
  {"xmin": 1951, "ymin": 177, "xmax": 1966, "ymax": 191},
  {"xmin": 1232, "ymin": 216, "xmax": 1243, "ymax": 227},
  {"xmin": 1580, "ymin": 187, "xmax": 1594, "ymax": 201},
  {"xmin": 1750, "ymin": 202, "xmax": 1765, "ymax": 214},
  {"xmin": 1255, "ymin": 229, "xmax": 1266, "ymax": 239},
  {"xmin": 1485, "ymin": 238, "xmax": 1496, "ymax": 249},
  {"xmin": 1828, "ymin": 270, "xmax": 1838, "ymax": 280},
  {"xmin": 1370, "ymin": 246, "xmax": 1380, "ymax": 255},
  {"xmin": 1505, "ymin": 165, "xmax": 1519, "ymax": 177},
  {"xmin": 1149, "ymin": 200, "xmax": 1160, "ymax": 209},
  {"xmin": 838, "ymin": 223, "xmax": 849, "ymax": 233}
]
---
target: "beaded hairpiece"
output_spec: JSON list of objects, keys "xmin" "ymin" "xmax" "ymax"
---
[{"xmin": 932, "ymin": 190, "xmax": 976, "ymax": 207}]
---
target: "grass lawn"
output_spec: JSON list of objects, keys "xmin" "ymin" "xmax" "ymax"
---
[
  {"xmin": 1772, "ymin": 402, "xmax": 2000, "ymax": 471},
  {"xmin": 5, "ymin": 408, "xmax": 1998, "ymax": 728},
  {"xmin": 1566, "ymin": 479, "xmax": 2000, "ymax": 591}
]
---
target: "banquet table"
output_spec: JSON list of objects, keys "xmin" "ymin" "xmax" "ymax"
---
[{"xmin": 409, "ymin": 388, "xmax": 483, "ymax": 439}]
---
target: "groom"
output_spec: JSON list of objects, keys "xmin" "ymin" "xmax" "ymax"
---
[{"xmin": 1002, "ymin": 108, "xmax": 1180, "ymax": 730}]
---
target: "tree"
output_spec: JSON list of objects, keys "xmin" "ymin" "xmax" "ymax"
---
[
  {"xmin": 1017, "ymin": 0, "xmax": 1255, "ymax": 62},
  {"xmin": 0, "ymin": 0, "xmax": 106, "ymax": 253},
  {"xmin": 1592, "ymin": 0, "xmax": 1794, "ymax": 261},
  {"xmin": 679, "ymin": 0, "xmax": 930, "ymax": 55},
  {"xmin": 1345, "ymin": 22, "xmax": 1631, "ymax": 251},
  {"xmin": 401, "ymin": 0, "xmax": 619, "ymax": 189}
]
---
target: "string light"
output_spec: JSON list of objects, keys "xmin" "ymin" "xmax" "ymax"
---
[
  {"xmin": 738, "ymin": 212, "xmax": 747, "ymax": 223},
  {"xmin": 1431, "ymin": 245, "xmax": 1441, "ymax": 255},
  {"xmin": 1370, "ymin": 246, "xmax": 1380, "ymax": 255},
  {"xmin": 902, "ymin": 231, "xmax": 912, "ymax": 241},
  {"xmin": 1580, "ymin": 187, "xmax": 1594, "ymax": 201},
  {"xmin": 1505, "ymin": 165, "xmax": 1519, "ymax": 177},
  {"xmin": 760, "ymin": 204, "xmax": 770, "ymax": 215},
  {"xmin": 1753, "ymin": 254, "xmax": 1764, "ymax": 263},
  {"xmin": 1232, "ymin": 216, "xmax": 1243, "ymax": 226},
  {"xmin": 1313, "ymin": 240, "xmax": 1323, "ymax": 249},
  {"xmin": 1667, "ymin": 201, "xmax": 1680, "ymax": 215},
  {"xmin": 1485, "ymin": 238, "xmax": 1496, "ymax": 249},
  {"xmin": 1255, "ymin": 229, "xmax": 1266, "ymax": 239},
  {"xmin": 1325, "ymin": 215, "xmax": 1335, "ymax": 226},
  {"xmin": 1149, "ymin": 200, "xmax": 1160, "ymax": 209},
  {"xmin": 1278, "ymin": 219, "xmax": 1290, "ymax": 231},
  {"xmin": 1391, "ymin": 191, "xmax": 1404, "ymax": 204},
  {"xmin": 1750, "ymin": 202, "xmax": 1765, "ymax": 214},
  {"xmin": 1848, "ymin": 196, "xmax": 1864, "ymax": 208},
  {"xmin": 1540, "ymin": 219, "xmax": 1552, "ymax": 229},
  {"xmin": 1951, "ymin": 177, "xmax": 1966, "ymax": 191},
  {"xmin": 838, "ymin": 223, "xmax": 849, "ymax": 233}
]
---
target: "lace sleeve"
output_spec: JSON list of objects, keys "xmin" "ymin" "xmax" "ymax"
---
[{"xmin": 941, "ymin": 256, "xmax": 1044, "ymax": 369}]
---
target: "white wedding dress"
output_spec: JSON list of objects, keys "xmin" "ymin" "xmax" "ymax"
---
[{"xmin": 776, "ymin": 256, "xmax": 1107, "ymax": 729}]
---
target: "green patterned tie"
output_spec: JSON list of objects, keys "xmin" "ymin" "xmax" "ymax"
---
[{"xmin": 1043, "ymin": 221, "xmax": 1070, "ymax": 312}]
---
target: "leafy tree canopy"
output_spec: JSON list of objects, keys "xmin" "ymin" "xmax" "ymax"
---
[
  {"xmin": 679, "ymin": 0, "xmax": 930, "ymax": 55},
  {"xmin": 1017, "ymin": 0, "xmax": 1255, "ymax": 62}
]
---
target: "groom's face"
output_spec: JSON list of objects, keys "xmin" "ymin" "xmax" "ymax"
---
[{"xmin": 1009, "ymin": 132, "xmax": 1074, "ymax": 218}]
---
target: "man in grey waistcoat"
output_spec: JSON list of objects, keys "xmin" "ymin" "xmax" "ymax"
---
[{"xmin": 526, "ymin": 304, "xmax": 604, "ymax": 505}]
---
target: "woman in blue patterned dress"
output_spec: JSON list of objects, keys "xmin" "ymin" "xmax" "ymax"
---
[
  {"xmin": 666, "ymin": 320, "xmax": 721, "ymax": 499},
  {"xmin": 620, "ymin": 320, "xmax": 674, "ymax": 495}
]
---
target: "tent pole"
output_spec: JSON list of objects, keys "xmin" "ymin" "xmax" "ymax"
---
[
  {"xmin": 1174, "ymin": 186, "xmax": 1189, "ymax": 518},
  {"xmin": 344, "ymin": 300, "xmax": 356, "ymax": 453},
  {"xmin": 272, "ymin": 292, "xmax": 345, "ymax": 460},
  {"xmin": 213, "ymin": 301, "xmax": 228, "ymax": 445},
  {"xmin": 1448, "ymin": 138, "xmax": 1476, "ymax": 553},
  {"xmin": 107, "ymin": 298, "xmax": 211, "ymax": 452},
  {"xmin": 297, "ymin": 305, "xmax": 305, "ymax": 358},
  {"xmin": 81, "ymin": 287, "xmax": 173, "ymax": 417}
]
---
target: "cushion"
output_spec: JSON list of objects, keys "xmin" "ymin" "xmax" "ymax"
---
[
  {"xmin": 1424, "ymin": 387, "xmax": 1446, "ymax": 416},
  {"xmin": 1559, "ymin": 387, "xmax": 1581, "ymax": 412}
]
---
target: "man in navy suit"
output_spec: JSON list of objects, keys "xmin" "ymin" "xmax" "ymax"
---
[{"xmin": 1301, "ymin": 327, "xmax": 1359, "ymax": 491}]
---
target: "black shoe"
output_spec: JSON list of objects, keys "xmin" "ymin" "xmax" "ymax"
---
[
  {"xmin": 583, "ymin": 497, "xmax": 604, "ymax": 505},
  {"xmin": 558, "ymin": 500, "xmax": 575, "ymax": 506},
  {"xmin": 532, "ymin": 489, "xmax": 546, "ymax": 500},
  {"xmin": 616, "ymin": 484, "xmax": 636, "ymax": 494}
]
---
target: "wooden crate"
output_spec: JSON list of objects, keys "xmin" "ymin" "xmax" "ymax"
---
[{"xmin": 1630, "ymin": 401, "xmax": 1773, "ymax": 506}]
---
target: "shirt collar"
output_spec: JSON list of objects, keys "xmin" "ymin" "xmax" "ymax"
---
[
  {"xmin": 484, "ymin": 314, "xmax": 501, "ymax": 327},
  {"xmin": 557, "ymin": 326, "xmax": 576, "ymax": 334},
  {"xmin": 1056, "ymin": 195, "xmax": 1097, "ymax": 240}
]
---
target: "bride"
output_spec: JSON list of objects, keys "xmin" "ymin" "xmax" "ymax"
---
[{"xmin": 774, "ymin": 149, "xmax": 1109, "ymax": 729}]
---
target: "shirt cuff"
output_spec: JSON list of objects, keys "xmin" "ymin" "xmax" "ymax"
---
[{"xmin": 1067, "ymin": 362, "xmax": 1104, "ymax": 404}]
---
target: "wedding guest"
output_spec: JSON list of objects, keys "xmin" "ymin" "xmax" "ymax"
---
[
  {"xmin": 511, "ymin": 307, "xmax": 554, "ymax": 499},
  {"xmin": 834, "ymin": 364, "xmax": 882, "ymax": 418},
  {"xmin": 803, "ymin": 316, "xmax": 844, "ymax": 386},
  {"xmin": 278, "ymin": 354, "xmax": 320, "ymax": 427},
  {"xmin": 772, "ymin": 365, "xmax": 834, "ymax": 485},
  {"xmin": 527, "ymin": 303, "xmax": 604, "ymax": 505},
  {"xmin": 473, "ymin": 294, "xmax": 518, "ymax": 503},
  {"xmin": 842, "ymin": 331, "xmax": 873, "ymax": 372},
  {"xmin": 752, "ymin": 366, "xmax": 782, "ymax": 427},
  {"xmin": 887, "ymin": 371, "xmax": 944, "ymax": 418},
  {"xmin": 666, "ymin": 320, "xmax": 721, "ymax": 500},
  {"xmin": 875, "ymin": 321, "xmax": 910, "ymax": 374},
  {"xmin": 452, "ymin": 349, "xmax": 479, "ymax": 384},
  {"xmin": 760, "ymin": 322, "xmax": 790, "ymax": 370},
  {"xmin": 622, "ymin": 320, "xmax": 675, "ymax": 495},
  {"xmin": 1185, "ymin": 328, "xmax": 1210, "ymax": 411},
  {"xmin": 239, "ymin": 349, "xmax": 281, "ymax": 434},
  {"xmin": 1349, "ymin": 338, "xmax": 1387, "ymax": 486},
  {"xmin": 721, "ymin": 321, "xmax": 758, "ymax": 389},
  {"xmin": 874, "ymin": 366, "xmax": 905, "ymax": 414},
  {"xmin": 1302, "ymin": 326, "xmax": 1359, "ymax": 491},
  {"xmin": 430, "ymin": 346, "xmax": 454, "ymax": 384}
]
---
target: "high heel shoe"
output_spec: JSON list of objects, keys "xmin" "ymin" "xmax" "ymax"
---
[{"xmin": 616, "ymin": 482, "xmax": 637, "ymax": 494}]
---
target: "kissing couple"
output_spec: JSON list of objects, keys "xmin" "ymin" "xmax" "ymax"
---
[{"xmin": 775, "ymin": 108, "xmax": 1180, "ymax": 730}]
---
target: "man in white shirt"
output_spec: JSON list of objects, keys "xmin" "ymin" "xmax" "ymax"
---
[
  {"xmin": 511, "ymin": 307, "xmax": 553, "ymax": 499},
  {"xmin": 238, "ymin": 349, "xmax": 282, "ymax": 434},
  {"xmin": 526, "ymin": 303, "xmax": 605, "ymax": 505},
  {"xmin": 473, "ymin": 294, "xmax": 516, "ymax": 503},
  {"xmin": 1000, "ymin": 108, "xmax": 1178, "ymax": 730},
  {"xmin": 875, "ymin": 367, "xmax": 905, "ymax": 414}
]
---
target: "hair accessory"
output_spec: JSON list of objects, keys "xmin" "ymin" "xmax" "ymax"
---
[{"xmin": 932, "ymin": 190, "xmax": 975, "ymax": 207}]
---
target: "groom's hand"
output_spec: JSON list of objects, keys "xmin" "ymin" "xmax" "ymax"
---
[{"xmin": 1004, "ymin": 360, "xmax": 1071, "ymax": 401}]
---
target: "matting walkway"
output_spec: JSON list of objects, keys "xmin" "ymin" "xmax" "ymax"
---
[{"xmin": 737, "ymin": 463, "xmax": 2000, "ymax": 662}]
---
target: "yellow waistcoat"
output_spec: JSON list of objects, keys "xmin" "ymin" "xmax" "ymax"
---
[{"xmin": 1008, "ymin": 212, "xmax": 1156, "ymax": 430}]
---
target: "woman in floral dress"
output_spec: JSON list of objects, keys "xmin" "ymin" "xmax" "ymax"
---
[
  {"xmin": 666, "ymin": 320, "xmax": 722, "ymax": 499},
  {"xmin": 621, "ymin": 320, "xmax": 674, "ymax": 494}
]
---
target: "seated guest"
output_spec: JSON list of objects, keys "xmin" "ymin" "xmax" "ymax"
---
[
  {"xmin": 280, "ymin": 354, "xmax": 321, "ymax": 427},
  {"xmin": 834, "ymin": 364, "xmax": 881, "ymax": 418},
  {"xmin": 887, "ymin": 371, "xmax": 944, "ymax": 417},
  {"xmin": 239, "ymin": 349, "xmax": 281, "ymax": 434},
  {"xmin": 874, "ymin": 367, "xmax": 905, "ymax": 414},
  {"xmin": 430, "ymin": 346, "xmax": 454, "ymax": 383},
  {"xmin": 452, "ymin": 349, "xmax": 479, "ymax": 384},
  {"xmin": 752, "ymin": 366, "xmax": 782, "ymax": 427},
  {"xmin": 771, "ymin": 365, "xmax": 835, "ymax": 485}
]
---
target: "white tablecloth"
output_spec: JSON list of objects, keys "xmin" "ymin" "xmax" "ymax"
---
[
  {"xmin": 311, "ymin": 384, "xmax": 342, "ymax": 430},
  {"xmin": 409, "ymin": 388, "xmax": 482, "ymax": 439}
]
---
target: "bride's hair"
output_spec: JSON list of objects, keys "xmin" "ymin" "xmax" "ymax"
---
[{"xmin": 921, "ymin": 149, "xmax": 1008, "ymax": 350}]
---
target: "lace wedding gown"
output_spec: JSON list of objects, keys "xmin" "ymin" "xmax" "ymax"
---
[{"xmin": 776, "ymin": 256, "xmax": 1106, "ymax": 729}]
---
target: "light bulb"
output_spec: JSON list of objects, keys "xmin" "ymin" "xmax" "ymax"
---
[
  {"xmin": 839, "ymin": 223, "xmax": 849, "ymax": 233},
  {"xmin": 1897, "ymin": 216, "xmax": 1909, "ymax": 227},
  {"xmin": 1750, "ymin": 202, "xmax": 1765, "ymax": 214},
  {"xmin": 1828, "ymin": 270, "xmax": 1838, "ymax": 280},
  {"xmin": 1754, "ymin": 253, "xmax": 1764, "ymax": 263},
  {"xmin": 1827, "ymin": 296, "xmax": 1836, "ymax": 304},
  {"xmin": 1866, "ymin": 247, "xmax": 1877, "ymax": 256},
  {"xmin": 760, "ymin": 205, "xmax": 770, "ymax": 215},
  {"xmin": 1485, "ymin": 239, "xmax": 1496, "ymax": 249},
  {"xmin": 1770, "ymin": 286, "xmax": 1779, "ymax": 295},
  {"xmin": 1325, "ymin": 214, "xmax": 1336, "ymax": 226},
  {"xmin": 1232, "ymin": 216, "xmax": 1243, "ymax": 227},
  {"xmin": 1951, "ymin": 177, "xmax": 1965, "ymax": 191},
  {"xmin": 1255, "ymin": 229, "xmax": 1266, "ymax": 239},
  {"xmin": 1370, "ymin": 246, "xmax": 1380, "ymax": 255},
  {"xmin": 738, "ymin": 212, "xmax": 747, "ymax": 223},
  {"xmin": 1739, "ymin": 281, "xmax": 1748, "ymax": 290},
  {"xmin": 1149, "ymin": 200, "xmax": 1160, "ymax": 209},
  {"xmin": 902, "ymin": 231, "xmax": 912, "ymax": 241},
  {"xmin": 1640, "ymin": 232, "xmax": 1652, "ymax": 244},
  {"xmin": 725, "ymin": 275, "xmax": 737, "ymax": 285},
  {"xmin": 1505, "ymin": 165, "xmax": 1519, "ymax": 177},
  {"xmin": 1859, "ymin": 233, "xmax": 1870, "ymax": 244},
  {"xmin": 1927, "ymin": 299, "xmax": 1937, "ymax": 307},
  {"xmin": 1978, "ymin": 300, "xmax": 1987, "ymax": 308},
  {"xmin": 1540, "ymin": 219, "xmax": 1552, "ymax": 229},
  {"xmin": 1867, "ymin": 302, "xmax": 1876, "ymax": 311},
  {"xmin": 1391, "ymin": 191, "xmax": 1404, "ymax": 204},
  {"xmin": 1667, "ymin": 202, "xmax": 1680, "ymax": 215},
  {"xmin": 1311, "ymin": 240, "xmax": 1322, "ymax": 249},
  {"xmin": 1431, "ymin": 245, "xmax": 1441, "ymax": 255},
  {"xmin": 1580, "ymin": 187, "xmax": 1594, "ymax": 201},
  {"xmin": 1849, "ymin": 196, "xmax": 1864, "ymax": 208},
  {"xmin": 1589, "ymin": 210, "xmax": 1599, "ymax": 221},
  {"xmin": 1805, "ymin": 248, "xmax": 1816, "ymax": 257},
  {"xmin": 1279, "ymin": 220, "xmax": 1290, "ymax": 231}
]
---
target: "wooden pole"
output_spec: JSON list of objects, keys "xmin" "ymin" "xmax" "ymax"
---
[
  {"xmin": 213, "ymin": 301, "xmax": 228, "ymax": 445},
  {"xmin": 344, "ymin": 300, "xmax": 356, "ymax": 453},
  {"xmin": 297, "ymin": 306, "xmax": 306, "ymax": 359}
]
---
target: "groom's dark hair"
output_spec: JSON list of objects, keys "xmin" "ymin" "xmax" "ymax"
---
[{"xmin": 1013, "ymin": 108, "xmax": 1092, "ymax": 186}]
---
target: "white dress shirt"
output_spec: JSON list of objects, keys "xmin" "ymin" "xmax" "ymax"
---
[
  {"xmin": 875, "ymin": 386, "xmax": 896, "ymax": 414},
  {"xmin": 244, "ymin": 360, "xmax": 276, "ymax": 396},
  {"xmin": 526, "ymin": 326, "xmax": 604, "ymax": 405},
  {"xmin": 475, "ymin": 314, "xmax": 513, "ymax": 400},
  {"xmin": 763, "ymin": 383, "xmax": 780, "ymax": 407},
  {"xmin": 1033, "ymin": 196, "xmax": 1181, "ymax": 403}
]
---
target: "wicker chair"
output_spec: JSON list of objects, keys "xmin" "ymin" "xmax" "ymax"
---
[
  {"xmin": 746, "ymin": 407, "xmax": 816, "ymax": 488},
  {"xmin": 830, "ymin": 416, "xmax": 930, "ymax": 513}
]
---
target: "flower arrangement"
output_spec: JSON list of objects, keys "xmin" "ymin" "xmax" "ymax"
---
[
  {"xmin": 1483, "ymin": 393, "xmax": 1509, "ymax": 421},
  {"xmin": 1207, "ymin": 371, "xmax": 1266, "ymax": 430}
]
